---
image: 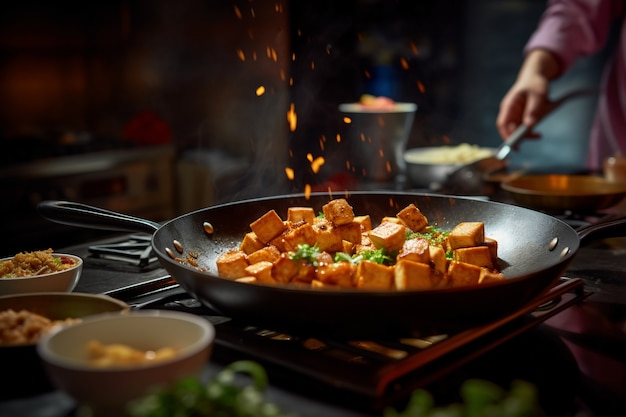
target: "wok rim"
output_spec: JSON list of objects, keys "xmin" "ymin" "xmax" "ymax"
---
[{"xmin": 501, "ymin": 174, "xmax": 626, "ymax": 198}]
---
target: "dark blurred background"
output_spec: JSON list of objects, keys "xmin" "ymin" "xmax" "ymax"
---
[{"xmin": 0, "ymin": 0, "xmax": 608, "ymax": 255}]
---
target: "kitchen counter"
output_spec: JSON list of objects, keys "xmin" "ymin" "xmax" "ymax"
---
[{"xmin": 1, "ymin": 191, "xmax": 625, "ymax": 417}]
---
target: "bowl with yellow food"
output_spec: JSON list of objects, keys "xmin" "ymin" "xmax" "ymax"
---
[
  {"xmin": 0, "ymin": 292, "xmax": 129, "ymax": 399},
  {"xmin": 37, "ymin": 310, "xmax": 215, "ymax": 416},
  {"xmin": 0, "ymin": 249, "xmax": 83, "ymax": 295},
  {"xmin": 404, "ymin": 144, "xmax": 496, "ymax": 189}
]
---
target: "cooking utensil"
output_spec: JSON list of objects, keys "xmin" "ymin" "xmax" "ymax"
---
[
  {"xmin": 37, "ymin": 193, "xmax": 626, "ymax": 338},
  {"xmin": 440, "ymin": 89, "xmax": 598, "ymax": 195},
  {"xmin": 502, "ymin": 174, "xmax": 626, "ymax": 213}
]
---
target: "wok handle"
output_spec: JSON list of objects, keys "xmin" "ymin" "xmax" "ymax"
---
[
  {"xmin": 37, "ymin": 200, "xmax": 161, "ymax": 235},
  {"xmin": 576, "ymin": 214, "xmax": 626, "ymax": 242}
]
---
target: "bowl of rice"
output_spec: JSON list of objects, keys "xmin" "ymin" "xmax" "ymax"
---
[{"xmin": 0, "ymin": 249, "xmax": 83, "ymax": 296}]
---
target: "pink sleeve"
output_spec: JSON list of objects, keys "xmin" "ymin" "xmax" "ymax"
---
[{"xmin": 524, "ymin": 0, "xmax": 615, "ymax": 75}]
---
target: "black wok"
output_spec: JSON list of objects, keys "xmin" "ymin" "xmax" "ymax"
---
[{"xmin": 37, "ymin": 192, "xmax": 624, "ymax": 338}]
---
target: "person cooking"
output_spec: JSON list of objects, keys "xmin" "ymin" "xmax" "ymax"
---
[{"xmin": 496, "ymin": 0, "xmax": 626, "ymax": 172}]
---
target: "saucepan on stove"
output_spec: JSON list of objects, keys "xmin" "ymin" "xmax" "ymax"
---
[
  {"xmin": 501, "ymin": 174, "xmax": 626, "ymax": 213},
  {"xmin": 37, "ymin": 192, "xmax": 626, "ymax": 338}
]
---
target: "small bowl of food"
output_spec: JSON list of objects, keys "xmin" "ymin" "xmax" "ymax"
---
[
  {"xmin": 0, "ymin": 292, "xmax": 129, "ymax": 399},
  {"xmin": 38, "ymin": 310, "xmax": 215, "ymax": 415},
  {"xmin": 404, "ymin": 143, "xmax": 496, "ymax": 189},
  {"xmin": 0, "ymin": 249, "xmax": 83, "ymax": 295}
]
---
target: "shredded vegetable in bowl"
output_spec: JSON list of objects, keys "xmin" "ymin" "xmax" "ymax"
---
[{"xmin": 0, "ymin": 249, "xmax": 77, "ymax": 278}]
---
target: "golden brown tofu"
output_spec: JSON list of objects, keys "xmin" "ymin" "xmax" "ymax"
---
[
  {"xmin": 394, "ymin": 260, "xmax": 440, "ymax": 290},
  {"xmin": 287, "ymin": 207, "xmax": 316, "ymax": 225},
  {"xmin": 479, "ymin": 268, "xmax": 505, "ymax": 284},
  {"xmin": 216, "ymin": 249, "xmax": 249, "ymax": 279},
  {"xmin": 315, "ymin": 261, "xmax": 355, "ymax": 287},
  {"xmin": 483, "ymin": 237, "xmax": 499, "ymax": 264},
  {"xmin": 336, "ymin": 221, "xmax": 362, "ymax": 245},
  {"xmin": 235, "ymin": 276, "xmax": 257, "ymax": 284},
  {"xmin": 313, "ymin": 222, "xmax": 344, "ymax": 253},
  {"xmin": 368, "ymin": 221, "xmax": 407, "ymax": 251},
  {"xmin": 447, "ymin": 222, "xmax": 485, "ymax": 250},
  {"xmin": 272, "ymin": 253, "xmax": 300, "ymax": 283},
  {"xmin": 280, "ymin": 222, "xmax": 319, "ymax": 252},
  {"xmin": 453, "ymin": 246, "xmax": 493, "ymax": 269},
  {"xmin": 239, "ymin": 232, "xmax": 265, "ymax": 255},
  {"xmin": 397, "ymin": 204, "xmax": 429, "ymax": 232},
  {"xmin": 429, "ymin": 245, "xmax": 447, "ymax": 275},
  {"xmin": 381, "ymin": 216, "xmax": 403, "ymax": 224},
  {"xmin": 353, "ymin": 215, "xmax": 372, "ymax": 231},
  {"xmin": 447, "ymin": 261, "xmax": 482, "ymax": 287},
  {"xmin": 250, "ymin": 210, "xmax": 287, "ymax": 244},
  {"xmin": 355, "ymin": 260, "xmax": 393, "ymax": 290},
  {"xmin": 341, "ymin": 240, "xmax": 354, "ymax": 255},
  {"xmin": 397, "ymin": 238, "xmax": 430, "ymax": 264},
  {"xmin": 244, "ymin": 261, "xmax": 276, "ymax": 284},
  {"xmin": 246, "ymin": 245, "xmax": 281, "ymax": 265},
  {"xmin": 322, "ymin": 198, "xmax": 355, "ymax": 226}
]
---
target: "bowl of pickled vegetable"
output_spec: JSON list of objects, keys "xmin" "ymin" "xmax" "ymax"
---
[{"xmin": 0, "ymin": 249, "xmax": 83, "ymax": 295}]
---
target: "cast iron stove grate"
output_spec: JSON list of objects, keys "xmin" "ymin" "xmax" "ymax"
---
[{"xmin": 104, "ymin": 276, "xmax": 588, "ymax": 409}]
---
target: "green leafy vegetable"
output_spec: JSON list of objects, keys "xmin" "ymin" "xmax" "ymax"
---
[
  {"xmin": 384, "ymin": 379, "xmax": 545, "ymax": 417},
  {"xmin": 127, "ymin": 361, "xmax": 292, "ymax": 417},
  {"xmin": 406, "ymin": 226, "xmax": 449, "ymax": 247},
  {"xmin": 288, "ymin": 244, "xmax": 323, "ymax": 267},
  {"xmin": 334, "ymin": 248, "xmax": 394, "ymax": 265}
]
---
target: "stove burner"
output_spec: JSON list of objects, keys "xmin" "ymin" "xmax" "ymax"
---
[
  {"xmin": 105, "ymin": 276, "xmax": 589, "ymax": 409},
  {"xmin": 87, "ymin": 234, "xmax": 159, "ymax": 271}
]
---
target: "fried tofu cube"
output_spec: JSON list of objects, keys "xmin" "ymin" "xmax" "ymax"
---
[
  {"xmin": 479, "ymin": 268, "xmax": 505, "ymax": 284},
  {"xmin": 216, "ymin": 249, "xmax": 249, "ymax": 279},
  {"xmin": 314, "ymin": 222, "xmax": 343, "ymax": 252},
  {"xmin": 397, "ymin": 238, "xmax": 430, "ymax": 264},
  {"xmin": 250, "ymin": 210, "xmax": 287, "ymax": 244},
  {"xmin": 429, "ymin": 245, "xmax": 447, "ymax": 275},
  {"xmin": 394, "ymin": 260, "xmax": 440, "ymax": 290},
  {"xmin": 368, "ymin": 221, "xmax": 407, "ymax": 251},
  {"xmin": 287, "ymin": 207, "xmax": 316, "ymax": 225},
  {"xmin": 453, "ymin": 246, "xmax": 493, "ymax": 269},
  {"xmin": 244, "ymin": 261, "xmax": 276, "ymax": 284},
  {"xmin": 322, "ymin": 198, "xmax": 355, "ymax": 226},
  {"xmin": 381, "ymin": 216, "xmax": 402, "ymax": 225},
  {"xmin": 272, "ymin": 253, "xmax": 300, "ymax": 283},
  {"xmin": 483, "ymin": 237, "xmax": 499, "ymax": 263},
  {"xmin": 341, "ymin": 240, "xmax": 354, "ymax": 254},
  {"xmin": 315, "ymin": 261, "xmax": 354, "ymax": 287},
  {"xmin": 397, "ymin": 204, "xmax": 429, "ymax": 232},
  {"xmin": 355, "ymin": 260, "xmax": 393, "ymax": 290},
  {"xmin": 336, "ymin": 221, "xmax": 362, "ymax": 245},
  {"xmin": 447, "ymin": 222, "xmax": 485, "ymax": 249},
  {"xmin": 447, "ymin": 261, "xmax": 482, "ymax": 287},
  {"xmin": 246, "ymin": 245, "xmax": 281, "ymax": 265},
  {"xmin": 280, "ymin": 222, "xmax": 319, "ymax": 252},
  {"xmin": 353, "ymin": 215, "xmax": 372, "ymax": 231},
  {"xmin": 239, "ymin": 232, "xmax": 265, "ymax": 255}
]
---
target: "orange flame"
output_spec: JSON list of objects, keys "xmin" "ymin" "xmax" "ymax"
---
[
  {"xmin": 256, "ymin": 86, "xmax": 266, "ymax": 96},
  {"xmin": 310, "ymin": 156, "xmax": 325, "ymax": 174},
  {"xmin": 417, "ymin": 80, "xmax": 425, "ymax": 93},
  {"xmin": 304, "ymin": 184, "xmax": 312, "ymax": 199},
  {"xmin": 287, "ymin": 103, "xmax": 297, "ymax": 131},
  {"xmin": 400, "ymin": 57, "xmax": 409, "ymax": 70},
  {"xmin": 410, "ymin": 41, "xmax": 419, "ymax": 55},
  {"xmin": 284, "ymin": 167, "xmax": 295, "ymax": 180},
  {"xmin": 236, "ymin": 49, "xmax": 246, "ymax": 61},
  {"xmin": 233, "ymin": 5, "xmax": 242, "ymax": 19},
  {"xmin": 336, "ymin": 133, "xmax": 341, "ymax": 143},
  {"xmin": 343, "ymin": 116, "xmax": 352, "ymax": 124}
]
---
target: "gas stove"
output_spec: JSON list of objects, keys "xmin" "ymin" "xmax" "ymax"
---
[{"xmin": 64, "ymin": 231, "xmax": 596, "ymax": 413}]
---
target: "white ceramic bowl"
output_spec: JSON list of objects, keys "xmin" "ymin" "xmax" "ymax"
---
[
  {"xmin": 0, "ymin": 253, "xmax": 83, "ymax": 296},
  {"xmin": 0, "ymin": 292, "xmax": 129, "ymax": 400},
  {"xmin": 38, "ymin": 310, "xmax": 215, "ymax": 414}
]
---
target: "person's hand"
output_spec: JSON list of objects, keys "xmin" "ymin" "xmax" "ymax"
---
[{"xmin": 496, "ymin": 49, "xmax": 561, "ymax": 140}]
